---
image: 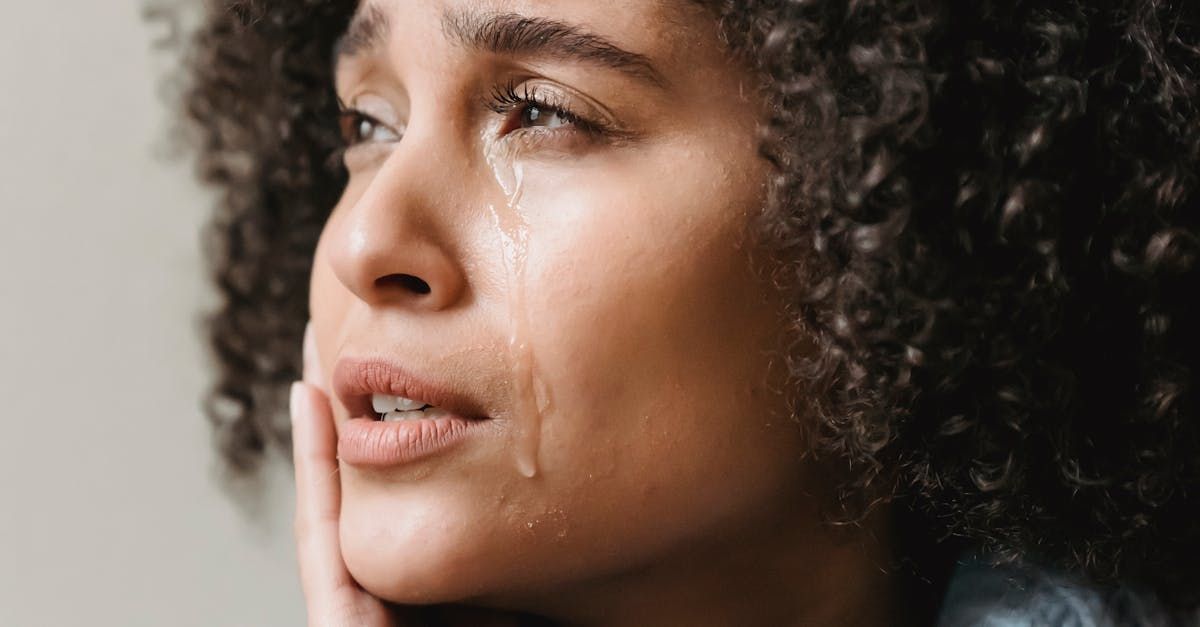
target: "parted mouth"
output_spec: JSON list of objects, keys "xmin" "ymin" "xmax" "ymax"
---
[
  {"xmin": 370, "ymin": 393, "xmax": 439, "ymax": 421},
  {"xmin": 333, "ymin": 358, "xmax": 490, "ymax": 423}
]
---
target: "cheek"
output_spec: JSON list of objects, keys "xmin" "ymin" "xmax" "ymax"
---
[
  {"xmin": 509, "ymin": 156, "xmax": 800, "ymax": 541},
  {"xmin": 522, "ymin": 154, "xmax": 775, "ymax": 432}
]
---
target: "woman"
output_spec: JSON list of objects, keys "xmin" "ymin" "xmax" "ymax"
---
[{"xmin": 183, "ymin": 0, "xmax": 1200, "ymax": 624}]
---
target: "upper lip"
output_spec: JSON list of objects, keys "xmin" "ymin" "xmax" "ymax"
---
[{"xmin": 333, "ymin": 357, "xmax": 490, "ymax": 420}]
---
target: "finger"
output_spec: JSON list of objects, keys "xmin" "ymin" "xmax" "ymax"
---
[{"xmin": 291, "ymin": 381, "xmax": 354, "ymax": 601}]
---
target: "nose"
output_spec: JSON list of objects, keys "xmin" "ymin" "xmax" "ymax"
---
[{"xmin": 324, "ymin": 140, "xmax": 467, "ymax": 312}]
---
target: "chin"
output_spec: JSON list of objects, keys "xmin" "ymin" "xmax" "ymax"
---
[{"xmin": 338, "ymin": 491, "xmax": 522, "ymax": 605}]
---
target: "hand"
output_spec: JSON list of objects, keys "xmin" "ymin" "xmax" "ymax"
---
[{"xmin": 291, "ymin": 323, "xmax": 401, "ymax": 627}]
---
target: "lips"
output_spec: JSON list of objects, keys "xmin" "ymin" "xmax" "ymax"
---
[
  {"xmin": 332, "ymin": 358, "xmax": 491, "ymax": 467},
  {"xmin": 334, "ymin": 358, "xmax": 489, "ymax": 421}
]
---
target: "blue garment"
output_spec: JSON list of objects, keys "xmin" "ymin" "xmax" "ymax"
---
[{"xmin": 935, "ymin": 557, "xmax": 1198, "ymax": 626}]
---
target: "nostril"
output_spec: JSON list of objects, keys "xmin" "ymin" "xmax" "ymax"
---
[{"xmin": 377, "ymin": 273, "xmax": 432, "ymax": 295}]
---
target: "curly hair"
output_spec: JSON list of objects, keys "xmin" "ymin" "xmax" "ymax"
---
[{"xmin": 182, "ymin": 0, "xmax": 1200, "ymax": 609}]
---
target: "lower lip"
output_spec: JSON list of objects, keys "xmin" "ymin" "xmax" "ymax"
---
[{"xmin": 337, "ymin": 414, "xmax": 482, "ymax": 467}]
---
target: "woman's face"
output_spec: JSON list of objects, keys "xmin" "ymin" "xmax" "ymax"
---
[{"xmin": 310, "ymin": 0, "xmax": 812, "ymax": 611}]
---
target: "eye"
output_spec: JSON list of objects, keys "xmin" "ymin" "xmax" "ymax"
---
[
  {"xmin": 338, "ymin": 108, "xmax": 402, "ymax": 146},
  {"xmin": 486, "ymin": 80, "xmax": 609, "ymax": 138}
]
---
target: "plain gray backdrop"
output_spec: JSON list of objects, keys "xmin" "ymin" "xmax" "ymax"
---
[{"xmin": 0, "ymin": 2, "xmax": 305, "ymax": 625}]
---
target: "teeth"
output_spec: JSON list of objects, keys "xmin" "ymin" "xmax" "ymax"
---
[
  {"xmin": 371, "ymin": 393, "xmax": 441, "ymax": 421},
  {"xmin": 371, "ymin": 393, "xmax": 427, "ymax": 413},
  {"xmin": 371, "ymin": 394, "xmax": 392, "ymax": 413}
]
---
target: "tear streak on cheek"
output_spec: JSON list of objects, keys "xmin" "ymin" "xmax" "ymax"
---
[{"xmin": 486, "ymin": 139, "xmax": 554, "ymax": 480}]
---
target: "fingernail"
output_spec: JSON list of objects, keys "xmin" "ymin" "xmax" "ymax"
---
[{"xmin": 289, "ymin": 381, "xmax": 305, "ymax": 426}]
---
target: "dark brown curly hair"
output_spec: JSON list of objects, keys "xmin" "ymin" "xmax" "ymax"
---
[{"xmin": 181, "ymin": 0, "xmax": 1200, "ymax": 611}]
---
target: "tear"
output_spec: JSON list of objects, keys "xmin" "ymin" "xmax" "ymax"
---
[{"xmin": 485, "ymin": 138, "xmax": 550, "ymax": 479}]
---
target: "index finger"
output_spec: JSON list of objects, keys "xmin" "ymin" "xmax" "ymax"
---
[{"xmin": 292, "ymin": 326, "xmax": 354, "ymax": 599}]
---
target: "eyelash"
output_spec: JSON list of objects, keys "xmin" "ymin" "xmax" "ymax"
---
[{"xmin": 336, "ymin": 80, "xmax": 609, "ymax": 149}]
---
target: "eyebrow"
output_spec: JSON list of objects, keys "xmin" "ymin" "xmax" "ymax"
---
[{"xmin": 334, "ymin": 3, "xmax": 668, "ymax": 88}]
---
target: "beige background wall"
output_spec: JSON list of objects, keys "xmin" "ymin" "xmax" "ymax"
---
[{"xmin": 0, "ymin": 2, "xmax": 305, "ymax": 625}]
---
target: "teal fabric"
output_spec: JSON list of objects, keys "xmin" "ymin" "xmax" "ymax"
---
[{"xmin": 935, "ymin": 557, "xmax": 1196, "ymax": 627}]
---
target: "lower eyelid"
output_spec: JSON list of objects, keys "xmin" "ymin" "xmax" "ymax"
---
[{"xmin": 503, "ymin": 125, "xmax": 599, "ymax": 154}]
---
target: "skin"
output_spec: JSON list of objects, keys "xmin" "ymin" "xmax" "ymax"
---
[{"xmin": 300, "ymin": 0, "xmax": 897, "ymax": 624}]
